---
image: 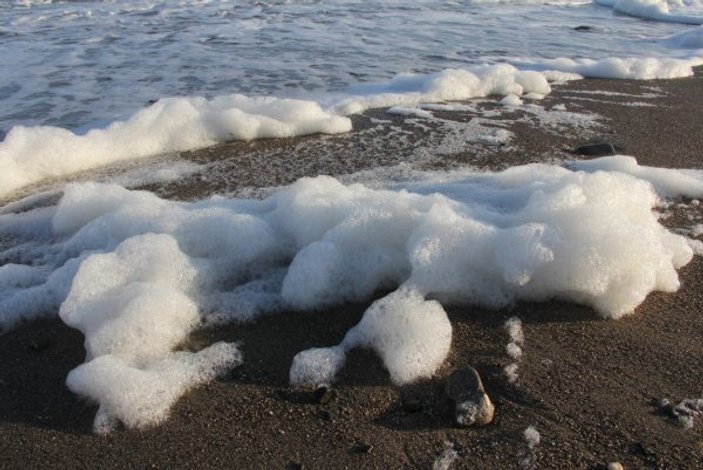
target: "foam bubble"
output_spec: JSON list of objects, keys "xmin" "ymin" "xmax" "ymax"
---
[
  {"xmin": 66, "ymin": 342, "xmax": 241, "ymax": 432},
  {"xmin": 343, "ymin": 289, "xmax": 453, "ymax": 385},
  {"xmin": 523, "ymin": 425, "xmax": 541, "ymax": 448},
  {"xmin": 597, "ymin": 0, "xmax": 703, "ymax": 25},
  {"xmin": 289, "ymin": 346, "xmax": 347, "ymax": 386},
  {"xmin": 0, "ymin": 95, "xmax": 351, "ymax": 199},
  {"xmin": 333, "ymin": 65, "xmax": 552, "ymax": 115},
  {"xmin": 515, "ymin": 56, "xmax": 701, "ymax": 79}
]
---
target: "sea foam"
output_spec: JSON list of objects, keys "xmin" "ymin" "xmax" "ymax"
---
[
  {"xmin": 0, "ymin": 95, "xmax": 351, "ymax": 198},
  {"xmin": 1, "ymin": 157, "xmax": 702, "ymax": 430},
  {"xmin": 596, "ymin": 0, "xmax": 703, "ymax": 24},
  {"xmin": 2, "ymin": 55, "xmax": 702, "ymax": 199}
]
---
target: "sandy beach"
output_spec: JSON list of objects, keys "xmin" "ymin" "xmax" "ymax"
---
[{"xmin": 1, "ymin": 70, "xmax": 702, "ymax": 469}]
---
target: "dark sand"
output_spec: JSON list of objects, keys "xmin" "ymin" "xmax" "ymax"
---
[{"xmin": 1, "ymin": 71, "xmax": 703, "ymax": 469}]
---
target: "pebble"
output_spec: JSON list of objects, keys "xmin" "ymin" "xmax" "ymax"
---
[
  {"xmin": 401, "ymin": 398, "xmax": 423, "ymax": 413},
  {"xmin": 445, "ymin": 367, "xmax": 495, "ymax": 427},
  {"xmin": 351, "ymin": 442, "xmax": 373, "ymax": 454},
  {"xmin": 570, "ymin": 142, "xmax": 616, "ymax": 157},
  {"xmin": 313, "ymin": 385, "xmax": 336, "ymax": 405},
  {"xmin": 653, "ymin": 398, "xmax": 675, "ymax": 417},
  {"xmin": 607, "ymin": 462, "xmax": 624, "ymax": 470}
]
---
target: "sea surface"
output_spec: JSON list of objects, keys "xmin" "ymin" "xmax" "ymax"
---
[{"xmin": 2, "ymin": 0, "xmax": 703, "ymax": 134}]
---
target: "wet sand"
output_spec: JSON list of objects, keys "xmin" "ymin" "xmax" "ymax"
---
[{"xmin": 1, "ymin": 70, "xmax": 703, "ymax": 469}]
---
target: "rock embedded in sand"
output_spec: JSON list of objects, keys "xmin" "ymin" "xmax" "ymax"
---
[
  {"xmin": 351, "ymin": 442, "xmax": 373, "ymax": 454},
  {"xmin": 313, "ymin": 385, "xmax": 336, "ymax": 405},
  {"xmin": 570, "ymin": 142, "xmax": 616, "ymax": 157},
  {"xmin": 445, "ymin": 367, "xmax": 495, "ymax": 427},
  {"xmin": 401, "ymin": 397, "xmax": 423, "ymax": 413},
  {"xmin": 607, "ymin": 462, "xmax": 624, "ymax": 470}
]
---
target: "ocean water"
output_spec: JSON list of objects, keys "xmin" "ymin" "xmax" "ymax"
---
[{"xmin": 2, "ymin": 0, "xmax": 703, "ymax": 133}]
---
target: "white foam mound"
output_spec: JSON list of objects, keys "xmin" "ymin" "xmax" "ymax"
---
[
  {"xmin": 1, "ymin": 157, "xmax": 702, "ymax": 427},
  {"xmin": 291, "ymin": 289, "xmax": 453, "ymax": 386},
  {"xmin": 345, "ymin": 289, "xmax": 453, "ymax": 384},
  {"xmin": 333, "ymin": 65, "xmax": 551, "ymax": 115},
  {"xmin": 66, "ymin": 342, "xmax": 241, "ymax": 433},
  {"xmin": 515, "ymin": 56, "xmax": 701, "ymax": 79},
  {"xmin": 59, "ymin": 233, "xmax": 201, "ymax": 362},
  {"xmin": 0, "ymin": 94, "xmax": 351, "ymax": 198},
  {"xmin": 289, "ymin": 346, "xmax": 347, "ymax": 386},
  {"xmin": 596, "ymin": 0, "xmax": 703, "ymax": 25},
  {"xmin": 501, "ymin": 94, "xmax": 524, "ymax": 107}
]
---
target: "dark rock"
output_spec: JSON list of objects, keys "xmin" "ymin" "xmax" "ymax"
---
[
  {"xmin": 652, "ymin": 398, "xmax": 670, "ymax": 409},
  {"xmin": 574, "ymin": 25, "xmax": 594, "ymax": 32},
  {"xmin": 445, "ymin": 367, "xmax": 495, "ymax": 427},
  {"xmin": 652, "ymin": 398, "xmax": 677, "ymax": 418},
  {"xmin": 401, "ymin": 398, "xmax": 423, "ymax": 413},
  {"xmin": 631, "ymin": 442, "xmax": 653, "ymax": 457},
  {"xmin": 319, "ymin": 409, "xmax": 332, "ymax": 421},
  {"xmin": 288, "ymin": 461, "xmax": 304, "ymax": 470},
  {"xmin": 570, "ymin": 142, "xmax": 616, "ymax": 157},
  {"xmin": 313, "ymin": 385, "xmax": 336, "ymax": 405},
  {"xmin": 351, "ymin": 442, "xmax": 373, "ymax": 454}
]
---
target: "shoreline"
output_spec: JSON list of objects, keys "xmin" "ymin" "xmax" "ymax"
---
[{"xmin": 1, "ymin": 71, "xmax": 703, "ymax": 469}]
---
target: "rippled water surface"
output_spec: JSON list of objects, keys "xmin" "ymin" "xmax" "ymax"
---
[{"xmin": 1, "ymin": 0, "xmax": 701, "ymax": 132}]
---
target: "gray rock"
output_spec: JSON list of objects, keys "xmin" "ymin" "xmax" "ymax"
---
[{"xmin": 445, "ymin": 367, "xmax": 495, "ymax": 427}]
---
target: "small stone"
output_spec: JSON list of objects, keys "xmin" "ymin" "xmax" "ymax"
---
[
  {"xmin": 313, "ymin": 385, "xmax": 336, "ymax": 405},
  {"xmin": 653, "ymin": 398, "xmax": 677, "ymax": 417},
  {"xmin": 574, "ymin": 25, "xmax": 594, "ymax": 32},
  {"xmin": 319, "ymin": 409, "xmax": 332, "ymax": 421},
  {"xmin": 631, "ymin": 442, "xmax": 651, "ymax": 456},
  {"xmin": 351, "ymin": 442, "xmax": 373, "ymax": 454},
  {"xmin": 607, "ymin": 462, "xmax": 624, "ymax": 470},
  {"xmin": 445, "ymin": 367, "xmax": 495, "ymax": 427},
  {"xmin": 288, "ymin": 461, "xmax": 304, "ymax": 470},
  {"xmin": 401, "ymin": 398, "xmax": 422, "ymax": 413},
  {"xmin": 570, "ymin": 142, "xmax": 616, "ymax": 157},
  {"xmin": 652, "ymin": 398, "xmax": 670, "ymax": 409}
]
